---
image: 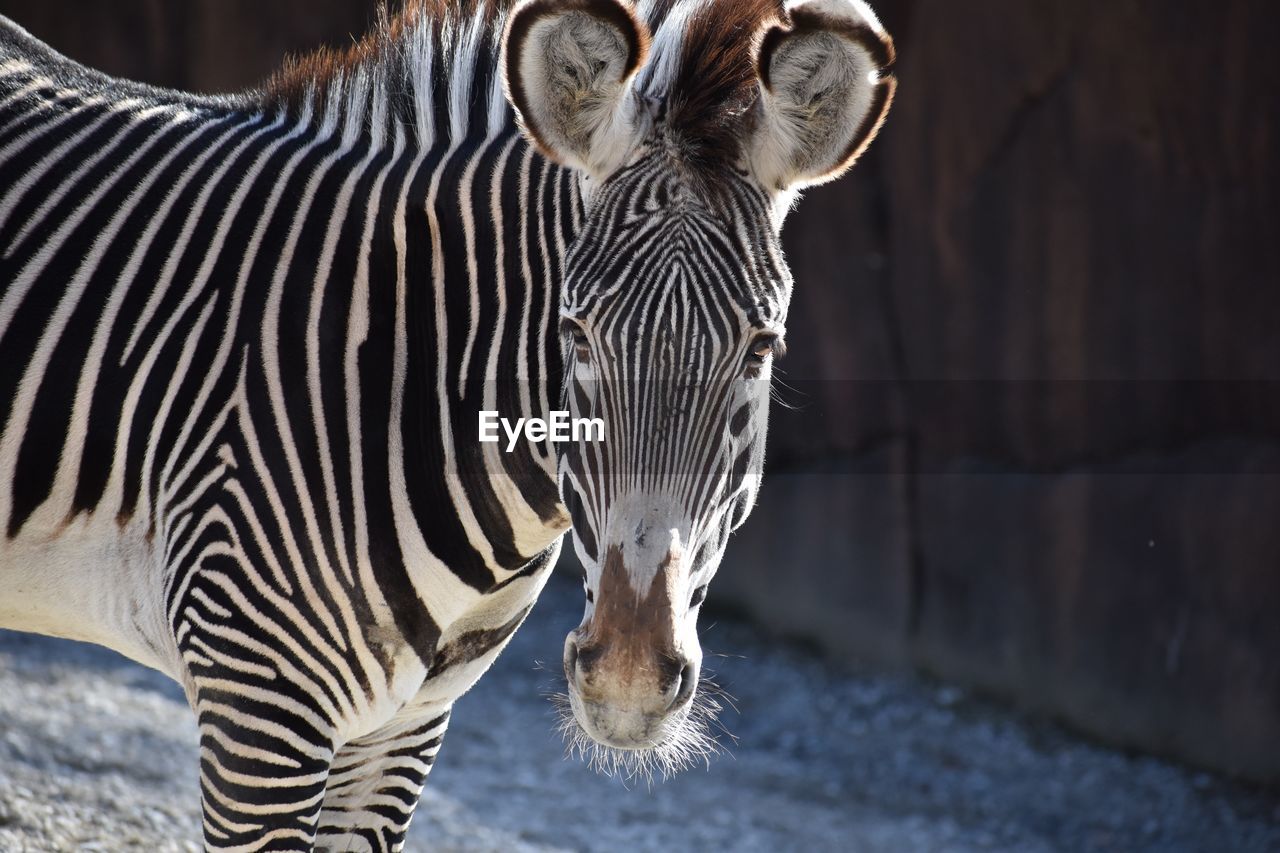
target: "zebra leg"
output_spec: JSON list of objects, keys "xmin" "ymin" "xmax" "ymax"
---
[
  {"xmin": 180, "ymin": 583, "xmax": 344, "ymax": 850},
  {"xmin": 193, "ymin": 689, "xmax": 337, "ymax": 851},
  {"xmin": 315, "ymin": 709, "xmax": 452, "ymax": 853}
]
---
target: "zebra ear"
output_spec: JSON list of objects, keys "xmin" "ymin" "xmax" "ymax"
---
[
  {"xmin": 748, "ymin": 0, "xmax": 896, "ymax": 190},
  {"xmin": 503, "ymin": 0, "xmax": 651, "ymax": 176}
]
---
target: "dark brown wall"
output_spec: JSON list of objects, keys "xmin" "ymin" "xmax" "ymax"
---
[
  {"xmin": 734, "ymin": 0, "xmax": 1280, "ymax": 783},
  {"xmin": 4, "ymin": 0, "xmax": 1277, "ymax": 781}
]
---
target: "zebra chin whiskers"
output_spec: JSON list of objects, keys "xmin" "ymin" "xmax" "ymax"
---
[{"xmin": 548, "ymin": 680, "xmax": 727, "ymax": 785}]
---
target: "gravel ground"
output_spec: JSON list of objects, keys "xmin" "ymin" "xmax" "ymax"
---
[{"xmin": 1, "ymin": 573, "xmax": 1277, "ymax": 852}]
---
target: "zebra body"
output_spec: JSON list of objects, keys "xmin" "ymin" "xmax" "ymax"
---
[
  {"xmin": 0, "ymin": 1, "xmax": 894, "ymax": 849},
  {"xmin": 1, "ymin": 10, "xmax": 572, "ymax": 844}
]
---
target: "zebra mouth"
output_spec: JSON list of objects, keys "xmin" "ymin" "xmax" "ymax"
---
[{"xmin": 550, "ymin": 680, "xmax": 728, "ymax": 781}]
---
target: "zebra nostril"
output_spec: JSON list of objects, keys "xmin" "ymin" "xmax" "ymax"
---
[
  {"xmin": 668, "ymin": 662, "xmax": 697, "ymax": 711},
  {"xmin": 566, "ymin": 640, "xmax": 606, "ymax": 688},
  {"xmin": 564, "ymin": 638, "xmax": 579, "ymax": 682}
]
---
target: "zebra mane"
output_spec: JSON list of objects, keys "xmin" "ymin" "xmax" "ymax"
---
[
  {"xmin": 259, "ymin": 0, "xmax": 791, "ymax": 164},
  {"xmin": 260, "ymin": 1, "xmax": 513, "ymax": 147}
]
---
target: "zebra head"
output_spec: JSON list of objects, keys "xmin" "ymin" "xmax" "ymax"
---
[{"xmin": 504, "ymin": 0, "xmax": 894, "ymax": 772}]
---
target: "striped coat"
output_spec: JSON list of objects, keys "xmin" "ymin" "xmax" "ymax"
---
[{"xmin": 0, "ymin": 1, "xmax": 894, "ymax": 849}]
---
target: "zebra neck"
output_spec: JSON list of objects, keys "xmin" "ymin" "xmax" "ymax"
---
[
  {"xmin": 372, "ymin": 125, "xmax": 579, "ymax": 583},
  {"xmin": 230, "ymin": 9, "xmax": 591, "ymax": 585},
  {"xmin": 257, "ymin": 2, "xmax": 584, "ymax": 580}
]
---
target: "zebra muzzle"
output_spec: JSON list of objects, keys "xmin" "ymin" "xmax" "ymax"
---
[{"xmin": 562, "ymin": 547, "xmax": 700, "ymax": 748}]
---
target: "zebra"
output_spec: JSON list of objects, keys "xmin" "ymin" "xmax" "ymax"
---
[{"xmin": 0, "ymin": 0, "xmax": 894, "ymax": 849}]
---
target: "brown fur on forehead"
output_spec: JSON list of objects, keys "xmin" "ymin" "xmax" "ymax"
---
[{"xmin": 643, "ymin": 0, "xmax": 787, "ymax": 166}]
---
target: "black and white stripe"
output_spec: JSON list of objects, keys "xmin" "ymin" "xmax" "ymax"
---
[
  {"xmin": 557, "ymin": 152, "xmax": 787, "ymax": 578},
  {"xmin": 0, "ymin": 7, "xmax": 574, "ymax": 850},
  {"xmin": 1, "ymin": 0, "xmax": 895, "ymax": 847}
]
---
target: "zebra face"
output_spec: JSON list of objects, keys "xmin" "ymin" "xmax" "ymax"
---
[
  {"xmin": 504, "ymin": 0, "xmax": 895, "ymax": 771},
  {"xmin": 554, "ymin": 156, "xmax": 788, "ymax": 759}
]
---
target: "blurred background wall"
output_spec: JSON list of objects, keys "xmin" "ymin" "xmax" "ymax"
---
[{"xmin": 3, "ymin": 0, "xmax": 1276, "ymax": 782}]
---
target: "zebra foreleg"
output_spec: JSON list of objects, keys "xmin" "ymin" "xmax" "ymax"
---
[
  {"xmin": 178, "ymin": 579, "xmax": 346, "ymax": 850},
  {"xmin": 193, "ymin": 694, "xmax": 336, "ymax": 852},
  {"xmin": 315, "ymin": 709, "xmax": 452, "ymax": 853}
]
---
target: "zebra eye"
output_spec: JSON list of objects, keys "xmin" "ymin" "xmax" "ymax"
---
[
  {"xmin": 690, "ymin": 585, "xmax": 708, "ymax": 608},
  {"xmin": 745, "ymin": 335, "xmax": 781, "ymax": 371},
  {"xmin": 560, "ymin": 318, "xmax": 590, "ymax": 359}
]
